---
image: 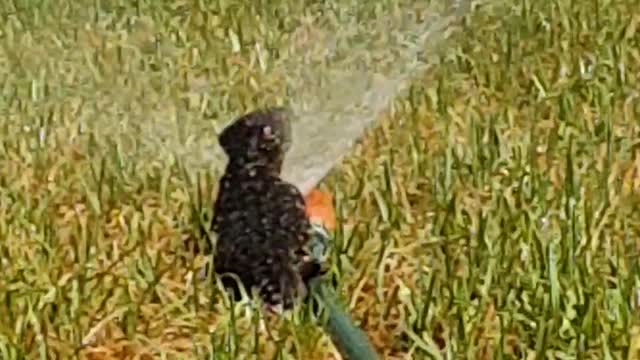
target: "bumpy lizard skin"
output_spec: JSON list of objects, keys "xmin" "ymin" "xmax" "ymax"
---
[{"xmin": 212, "ymin": 107, "xmax": 324, "ymax": 310}]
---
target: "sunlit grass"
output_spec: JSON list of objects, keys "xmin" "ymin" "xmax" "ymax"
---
[{"xmin": 1, "ymin": 0, "xmax": 640, "ymax": 359}]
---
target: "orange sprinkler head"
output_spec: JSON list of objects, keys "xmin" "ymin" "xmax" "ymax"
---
[{"xmin": 304, "ymin": 189, "xmax": 336, "ymax": 232}]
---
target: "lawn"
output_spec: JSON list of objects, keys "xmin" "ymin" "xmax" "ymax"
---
[{"xmin": 1, "ymin": 0, "xmax": 640, "ymax": 359}]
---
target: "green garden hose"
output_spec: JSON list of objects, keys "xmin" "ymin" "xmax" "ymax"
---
[{"xmin": 308, "ymin": 223, "xmax": 379, "ymax": 360}]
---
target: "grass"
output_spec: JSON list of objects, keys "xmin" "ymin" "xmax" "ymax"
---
[{"xmin": 1, "ymin": 0, "xmax": 640, "ymax": 359}]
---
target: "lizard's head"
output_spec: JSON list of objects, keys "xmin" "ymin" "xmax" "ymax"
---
[{"xmin": 218, "ymin": 107, "xmax": 293, "ymax": 173}]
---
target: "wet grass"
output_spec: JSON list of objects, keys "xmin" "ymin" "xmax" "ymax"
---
[{"xmin": 1, "ymin": 0, "xmax": 640, "ymax": 359}]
